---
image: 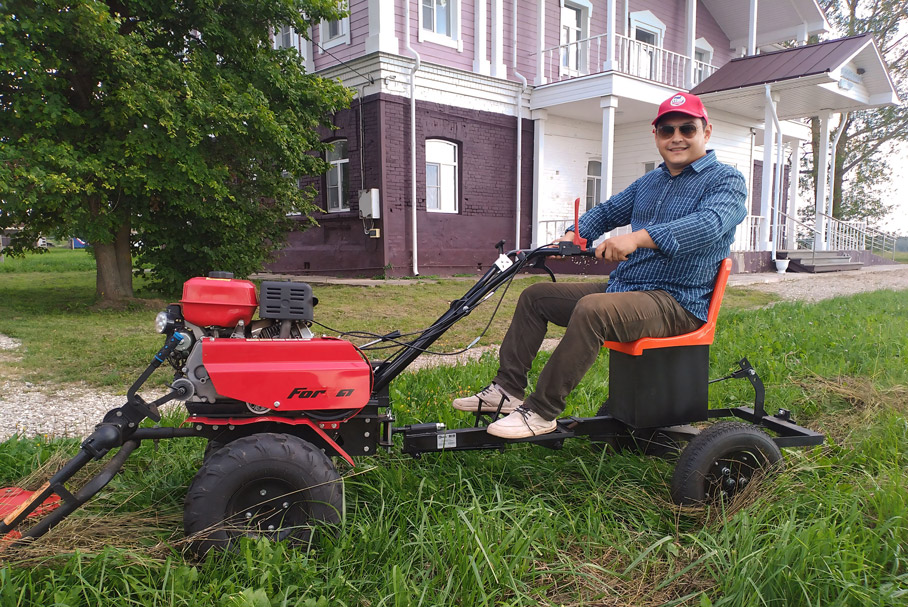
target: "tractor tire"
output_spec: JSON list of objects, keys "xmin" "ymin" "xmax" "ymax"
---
[
  {"xmin": 183, "ymin": 433, "xmax": 343, "ymax": 555},
  {"xmin": 670, "ymin": 421, "xmax": 782, "ymax": 506}
]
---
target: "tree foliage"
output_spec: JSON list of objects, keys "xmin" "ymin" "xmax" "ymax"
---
[
  {"xmin": 801, "ymin": 0, "xmax": 907, "ymax": 228},
  {"xmin": 0, "ymin": 0, "xmax": 352, "ymax": 297}
]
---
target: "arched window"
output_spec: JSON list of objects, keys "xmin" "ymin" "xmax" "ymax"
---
[
  {"xmin": 426, "ymin": 140, "xmax": 459, "ymax": 213},
  {"xmin": 326, "ymin": 140, "xmax": 349, "ymax": 212},
  {"xmin": 585, "ymin": 160, "xmax": 601, "ymax": 211}
]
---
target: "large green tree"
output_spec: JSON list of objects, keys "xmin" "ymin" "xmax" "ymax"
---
[
  {"xmin": 802, "ymin": 0, "xmax": 907, "ymax": 227},
  {"xmin": 0, "ymin": 0, "xmax": 352, "ymax": 298}
]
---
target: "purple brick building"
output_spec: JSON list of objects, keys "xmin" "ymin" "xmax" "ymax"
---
[{"xmin": 266, "ymin": 0, "xmax": 898, "ymax": 277}]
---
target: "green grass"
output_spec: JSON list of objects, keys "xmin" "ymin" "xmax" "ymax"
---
[{"xmin": 1, "ymin": 249, "xmax": 907, "ymax": 605}]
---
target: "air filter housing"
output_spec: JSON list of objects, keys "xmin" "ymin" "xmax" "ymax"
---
[{"xmin": 258, "ymin": 281, "xmax": 316, "ymax": 321}]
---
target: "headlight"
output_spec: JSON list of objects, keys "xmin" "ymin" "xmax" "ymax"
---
[{"xmin": 154, "ymin": 311, "xmax": 173, "ymax": 334}]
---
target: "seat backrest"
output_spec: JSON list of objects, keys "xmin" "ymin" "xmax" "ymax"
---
[{"xmin": 603, "ymin": 258, "xmax": 732, "ymax": 356}]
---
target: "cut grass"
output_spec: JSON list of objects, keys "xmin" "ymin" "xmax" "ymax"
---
[{"xmin": 1, "ymin": 249, "xmax": 908, "ymax": 605}]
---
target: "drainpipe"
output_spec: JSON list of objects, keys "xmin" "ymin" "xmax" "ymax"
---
[
  {"xmin": 404, "ymin": 0, "xmax": 422, "ymax": 275},
  {"xmin": 512, "ymin": 0, "xmax": 528, "ymax": 249}
]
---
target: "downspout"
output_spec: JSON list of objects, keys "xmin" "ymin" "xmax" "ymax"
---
[
  {"xmin": 512, "ymin": 0, "xmax": 528, "ymax": 249},
  {"xmin": 404, "ymin": 0, "xmax": 422, "ymax": 275}
]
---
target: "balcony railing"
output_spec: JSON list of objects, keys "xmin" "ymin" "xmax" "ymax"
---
[{"xmin": 540, "ymin": 33, "xmax": 715, "ymax": 88}]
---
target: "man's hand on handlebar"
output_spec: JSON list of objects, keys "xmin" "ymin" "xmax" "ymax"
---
[{"xmin": 594, "ymin": 230, "xmax": 656, "ymax": 262}]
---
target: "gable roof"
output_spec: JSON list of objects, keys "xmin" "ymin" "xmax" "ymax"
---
[{"xmin": 691, "ymin": 35, "xmax": 899, "ymax": 121}]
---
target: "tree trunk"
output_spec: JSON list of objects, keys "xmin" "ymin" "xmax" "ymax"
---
[{"xmin": 95, "ymin": 240, "xmax": 134, "ymax": 301}]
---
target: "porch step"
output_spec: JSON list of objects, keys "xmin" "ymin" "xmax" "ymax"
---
[{"xmin": 782, "ymin": 250, "xmax": 864, "ymax": 273}]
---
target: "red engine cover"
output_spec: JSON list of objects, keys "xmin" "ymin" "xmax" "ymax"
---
[
  {"xmin": 181, "ymin": 277, "xmax": 258, "ymax": 327},
  {"xmin": 201, "ymin": 337, "xmax": 372, "ymax": 411}
]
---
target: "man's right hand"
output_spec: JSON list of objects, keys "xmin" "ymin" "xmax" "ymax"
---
[{"xmin": 551, "ymin": 231, "xmax": 576, "ymax": 245}]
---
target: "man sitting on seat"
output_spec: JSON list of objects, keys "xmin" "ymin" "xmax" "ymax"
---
[{"xmin": 452, "ymin": 92, "xmax": 747, "ymax": 439}]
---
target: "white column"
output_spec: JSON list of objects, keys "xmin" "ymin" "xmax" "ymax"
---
[
  {"xmin": 600, "ymin": 96, "xmax": 618, "ymax": 202},
  {"xmin": 473, "ymin": 0, "xmax": 490, "ymax": 74},
  {"xmin": 365, "ymin": 0, "xmax": 400, "ymax": 54},
  {"xmin": 605, "ymin": 0, "xmax": 616, "ymax": 71},
  {"xmin": 685, "ymin": 0, "xmax": 697, "ymax": 89},
  {"xmin": 531, "ymin": 109, "xmax": 548, "ymax": 247},
  {"xmin": 815, "ymin": 112, "xmax": 832, "ymax": 251},
  {"xmin": 535, "ymin": 0, "xmax": 546, "ymax": 84},
  {"xmin": 760, "ymin": 90, "xmax": 778, "ymax": 251},
  {"xmin": 491, "ymin": 0, "xmax": 507, "ymax": 77},
  {"xmin": 786, "ymin": 142, "xmax": 801, "ymax": 249},
  {"xmin": 748, "ymin": 0, "xmax": 758, "ymax": 55},
  {"xmin": 797, "ymin": 23, "xmax": 808, "ymax": 45}
]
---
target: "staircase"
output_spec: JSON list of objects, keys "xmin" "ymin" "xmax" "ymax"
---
[{"xmin": 784, "ymin": 250, "xmax": 863, "ymax": 273}]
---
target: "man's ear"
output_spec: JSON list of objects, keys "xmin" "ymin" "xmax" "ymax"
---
[{"xmin": 703, "ymin": 123, "xmax": 713, "ymax": 143}]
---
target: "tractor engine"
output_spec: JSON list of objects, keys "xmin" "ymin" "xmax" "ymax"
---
[{"xmin": 156, "ymin": 273, "xmax": 372, "ymax": 419}]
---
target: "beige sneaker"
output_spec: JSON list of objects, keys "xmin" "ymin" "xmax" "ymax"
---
[
  {"xmin": 452, "ymin": 383, "xmax": 523, "ymax": 414},
  {"xmin": 486, "ymin": 406, "xmax": 557, "ymax": 439}
]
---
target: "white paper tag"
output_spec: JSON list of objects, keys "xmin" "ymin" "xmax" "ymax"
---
[
  {"xmin": 437, "ymin": 432, "xmax": 457, "ymax": 450},
  {"xmin": 494, "ymin": 254, "xmax": 514, "ymax": 272}
]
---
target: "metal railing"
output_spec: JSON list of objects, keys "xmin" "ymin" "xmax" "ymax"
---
[
  {"xmin": 536, "ymin": 219, "xmax": 630, "ymax": 248},
  {"xmin": 540, "ymin": 33, "xmax": 715, "ymax": 88},
  {"xmin": 732, "ymin": 215, "xmax": 762, "ymax": 252},
  {"xmin": 817, "ymin": 213, "xmax": 897, "ymax": 257}
]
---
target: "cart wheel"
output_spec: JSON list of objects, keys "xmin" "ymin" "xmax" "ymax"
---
[
  {"xmin": 183, "ymin": 433, "xmax": 343, "ymax": 555},
  {"xmin": 671, "ymin": 421, "xmax": 781, "ymax": 506}
]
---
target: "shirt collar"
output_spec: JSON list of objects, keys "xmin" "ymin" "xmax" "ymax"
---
[{"xmin": 659, "ymin": 149, "xmax": 717, "ymax": 176}]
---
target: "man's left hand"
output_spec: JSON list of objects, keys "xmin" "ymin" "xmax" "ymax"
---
[{"xmin": 595, "ymin": 230, "xmax": 656, "ymax": 261}]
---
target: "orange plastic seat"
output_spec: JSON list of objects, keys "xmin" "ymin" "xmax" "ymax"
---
[{"xmin": 603, "ymin": 258, "xmax": 732, "ymax": 356}]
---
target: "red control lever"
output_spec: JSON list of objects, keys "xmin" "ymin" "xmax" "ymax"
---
[{"xmin": 572, "ymin": 198, "xmax": 587, "ymax": 250}]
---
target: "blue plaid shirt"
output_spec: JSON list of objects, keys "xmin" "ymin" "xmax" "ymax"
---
[{"xmin": 569, "ymin": 150, "xmax": 747, "ymax": 321}]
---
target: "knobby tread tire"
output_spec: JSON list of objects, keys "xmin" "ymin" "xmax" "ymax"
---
[
  {"xmin": 183, "ymin": 432, "xmax": 343, "ymax": 555},
  {"xmin": 671, "ymin": 421, "xmax": 782, "ymax": 506}
]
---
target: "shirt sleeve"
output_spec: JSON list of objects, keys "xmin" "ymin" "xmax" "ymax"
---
[
  {"xmin": 567, "ymin": 178, "xmax": 639, "ymax": 240},
  {"xmin": 646, "ymin": 168, "xmax": 747, "ymax": 257}
]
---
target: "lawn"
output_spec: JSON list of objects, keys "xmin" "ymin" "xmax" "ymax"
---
[{"xmin": 1, "ymin": 250, "xmax": 906, "ymax": 606}]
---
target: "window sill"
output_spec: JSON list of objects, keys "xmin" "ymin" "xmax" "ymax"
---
[{"xmin": 418, "ymin": 29, "xmax": 463, "ymax": 52}]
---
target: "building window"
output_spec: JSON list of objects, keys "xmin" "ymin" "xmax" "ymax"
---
[
  {"xmin": 419, "ymin": 0, "xmax": 462, "ymax": 49},
  {"xmin": 560, "ymin": 1, "xmax": 591, "ymax": 74},
  {"xmin": 629, "ymin": 10, "xmax": 665, "ymax": 81},
  {"xmin": 426, "ymin": 140, "xmax": 458, "ymax": 213},
  {"xmin": 644, "ymin": 161, "xmax": 658, "ymax": 174},
  {"xmin": 585, "ymin": 160, "xmax": 601, "ymax": 211},
  {"xmin": 273, "ymin": 25, "xmax": 302, "ymax": 52},
  {"xmin": 326, "ymin": 140, "xmax": 350, "ymax": 212},
  {"xmin": 319, "ymin": 1, "xmax": 350, "ymax": 50},
  {"xmin": 694, "ymin": 38, "xmax": 715, "ymax": 84}
]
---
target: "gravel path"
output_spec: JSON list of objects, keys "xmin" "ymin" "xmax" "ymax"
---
[{"xmin": 2, "ymin": 265, "xmax": 907, "ymax": 441}]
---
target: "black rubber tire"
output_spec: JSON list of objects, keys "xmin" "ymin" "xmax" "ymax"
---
[
  {"xmin": 183, "ymin": 433, "xmax": 343, "ymax": 555},
  {"xmin": 671, "ymin": 421, "xmax": 782, "ymax": 506},
  {"xmin": 202, "ymin": 439, "xmax": 225, "ymax": 462}
]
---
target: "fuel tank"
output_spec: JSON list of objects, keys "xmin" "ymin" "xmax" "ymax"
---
[{"xmin": 181, "ymin": 277, "xmax": 258, "ymax": 327}]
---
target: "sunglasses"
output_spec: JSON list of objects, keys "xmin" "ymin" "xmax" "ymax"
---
[{"xmin": 655, "ymin": 124, "xmax": 700, "ymax": 139}]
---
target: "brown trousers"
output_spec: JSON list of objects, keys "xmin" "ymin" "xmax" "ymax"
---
[{"xmin": 493, "ymin": 281, "xmax": 702, "ymax": 420}]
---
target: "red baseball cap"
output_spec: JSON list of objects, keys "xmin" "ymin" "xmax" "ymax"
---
[{"xmin": 652, "ymin": 92, "xmax": 709, "ymax": 126}]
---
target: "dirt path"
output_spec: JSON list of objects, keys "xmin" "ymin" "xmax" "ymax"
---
[{"xmin": 2, "ymin": 265, "xmax": 907, "ymax": 440}]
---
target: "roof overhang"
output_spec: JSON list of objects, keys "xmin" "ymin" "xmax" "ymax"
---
[
  {"xmin": 692, "ymin": 36, "xmax": 899, "ymax": 122},
  {"xmin": 701, "ymin": 0, "xmax": 829, "ymax": 50}
]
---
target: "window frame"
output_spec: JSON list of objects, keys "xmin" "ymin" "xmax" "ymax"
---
[
  {"xmin": 325, "ymin": 139, "xmax": 350, "ymax": 213},
  {"xmin": 425, "ymin": 139, "xmax": 459, "ymax": 214},
  {"xmin": 585, "ymin": 159, "xmax": 601, "ymax": 212},
  {"xmin": 319, "ymin": 0, "xmax": 351, "ymax": 51},
  {"xmin": 418, "ymin": 0, "xmax": 463, "ymax": 51},
  {"xmin": 560, "ymin": 0, "xmax": 591, "ymax": 75}
]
